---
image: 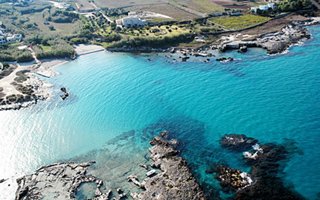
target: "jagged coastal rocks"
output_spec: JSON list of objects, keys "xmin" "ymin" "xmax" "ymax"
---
[
  {"xmin": 0, "ymin": 64, "xmax": 50, "ymax": 111},
  {"xmin": 130, "ymin": 131, "xmax": 206, "ymax": 200},
  {"xmin": 167, "ymin": 18, "xmax": 320, "ymax": 63},
  {"xmin": 216, "ymin": 24, "xmax": 311, "ymax": 54},
  {"xmin": 220, "ymin": 134, "xmax": 258, "ymax": 151},
  {"xmin": 15, "ymin": 132, "xmax": 206, "ymax": 200},
  {"xmin": 208, "ymin": 134, "xmax": 305, "ymax": 200},
  {"xmin": 14, "ymin": 130, "xmax": 307, "ymax": 200}
]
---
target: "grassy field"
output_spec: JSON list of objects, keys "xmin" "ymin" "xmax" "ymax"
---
[
  {"xmin": 92, "ymin": 0, "xmax": 168, "ymax": 8},
  {"xmin": 73, "ymin": 0, "xmax": 223, "ymax": 20},
  {"xmin": 209, "ymin": 14, "xmax": 271, "ymax": 30},
  {"xmin": 170, "ymin": 0, "xmax": 224, "ymax": 13},
  {"xmin": 0, "ymin": 2, "xmax": 82, "ymax": 38},
  {"xmin": 126, "ymin": 3, "xmax": 198, "ymax": 21},
  {"xmin": 25, "ymin": 11, "xmax": 82, "ymax": 36}
]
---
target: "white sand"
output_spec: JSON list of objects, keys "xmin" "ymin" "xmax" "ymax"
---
[
  {"xmin": 0, "ymin": 66, "xmax": 24, "ymax": 96},
  {"xmin": 36, "ymin": 59, "xmax": 69, "ymax": 77},
  {"xmin": 74, "ymin": 44, "xmax": 105, "ymax": 56}
]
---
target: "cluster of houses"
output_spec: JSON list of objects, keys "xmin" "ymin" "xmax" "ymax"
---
[{"xmin": 0, "ymin": 22, "xmax": 23, "ymax": 45}]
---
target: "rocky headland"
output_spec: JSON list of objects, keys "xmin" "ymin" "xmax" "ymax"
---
[
  {"xmin": 216, "ymin": 24, "xmax": 311, "ymax": 54},
  {"xmin": 0, "ymin": 63, "xmax": 51, "ymax": 111},
  {"xmin": 164, "ymin": 16, "xmax": 320, "ymax": 64}
]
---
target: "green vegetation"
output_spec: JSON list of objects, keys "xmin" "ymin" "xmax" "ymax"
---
[
  {"xmin": 91, "ymin": 22, "xmax": 197, "ymax": 48},
  {"xmin": 277, "ymin": 0, "xmax": 312, "ymax": 12},
  {"xmin": 0, "ymin": 0, "xmax": 313, "ymax": 60},
  {"xmin": 0, "ymin": 45, "xmax": 33, "ymax": 62},
  {"xmin": 209, "ymin": 14, "xmax": 271, "ymax": 30},
  {"xmin": 46, "ymin": 10, "xmax": 79, "ymax": 23},
  {"xmin": 33, "ymin": 40, "xmax": 75, "ymax": 59},
  {"xmin": 109, "ymin": 33, "xmax": 193, "ymax": 48}
]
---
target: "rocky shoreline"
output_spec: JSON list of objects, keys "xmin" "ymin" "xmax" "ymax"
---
[
  {"xmin": 15, "ymin": 161, "xmax": 111, "ymax": 200},
  {"xmin": 107, "ymin": 17, "xmax": 320, "ymax": 63},
  {"xmin": 0, "ymin": 64, "xmax": 51, "ymax": 111},
  {"xmin": 15, "ymin": 131, "xmax": 206, "ymax": 200},
  {"xmin": 216, "ymin": 23, "xmax": 311, "ymax": 55},
  {"xmin": 130, "ymin": 131, "xmax": 206, "ymax": 200},
  {"xmin": 14, "ymin": 130, "xmax": 307, "ymax": 200}
]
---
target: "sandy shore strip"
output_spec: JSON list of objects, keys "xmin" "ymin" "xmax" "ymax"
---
[
  {"xmin": 36, "ymin": 45, "xmax": 106, "ymax": 77},
  {"xmin": 35, "ymin": 59, "xmax": 69, "ymax": 78},
  {"xmin": 74, "ymin": 44, "xmax": 105, "ymax": 56}
]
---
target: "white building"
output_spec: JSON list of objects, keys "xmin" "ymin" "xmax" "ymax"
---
[
  {"xmin": 7, "ymin": 34, "xmax": 22, "ymax": 42},
  {"xmin": 117, "ymin": 16, "xmax": 146, "ymax": 28},
  {"xmin": 251, "ymin": 3, "xmax": 276, "ymax": 13}
]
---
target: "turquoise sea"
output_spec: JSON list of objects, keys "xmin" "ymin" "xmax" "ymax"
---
[{"xmin": 1, "ymin": 25, "xmax": 320, "ymax": 199}]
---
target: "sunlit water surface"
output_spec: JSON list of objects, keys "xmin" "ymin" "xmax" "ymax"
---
[{"xmin": 1, "ymin": 26, "xmax": 320, "ymax": 200}]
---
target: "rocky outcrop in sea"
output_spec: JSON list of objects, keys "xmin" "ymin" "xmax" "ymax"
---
[
  {"xmin": 217, "ymin": 24, "xmax": 311, "ymax": 54},
  {"xmin": 208, "ymin": 134, "xmax": 306, "ymax": 200}
]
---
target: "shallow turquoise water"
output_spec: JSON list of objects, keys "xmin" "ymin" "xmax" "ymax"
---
[{"xmin": 0, "ymin": 26, "xmax": 320, "ymax": 199}]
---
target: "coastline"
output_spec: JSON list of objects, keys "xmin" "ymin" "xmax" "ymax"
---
[
  {"xmin": 0, "ymin": 17, "xmax": 317, "ymax": 112},
  {"xmin": 0, "ymin": 45, "xmax": 105, "ymax": 112},
  {"xmin": 0, "ymin": 24, "xmax": 320, "ymax": 199},
  {"xmin": 1, "ymin": 16, "xmax": 318, "ymax": 112},
  {"xmin": 107, "ymin": 16, "xmax": 320, "ymax": 64}
]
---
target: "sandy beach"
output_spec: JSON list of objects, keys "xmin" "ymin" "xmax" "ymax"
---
[
  {"xmin": 74, "ymin": 44, "xmax": 105, "ymax": 56},
  {"xmin": 0, "ymin": 45, "xmax": 106, "ymax": 111}
]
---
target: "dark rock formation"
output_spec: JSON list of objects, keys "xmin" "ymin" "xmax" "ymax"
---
[
  {"xmin": 216, "ymin": 134, "xmax": 306, "ymax": 200},
  {"xmin": 238, "ymin": 46, "xmax": 248, "ymax": 53},
  {"xmin": 214, "ymin": 165, "xmax": 253, "ymax": 192},
  {"xmin": 0, "ymin": 178, "xmax": 7, "ymax": 184},
  {"xmin": 220, "ymin": 134, "xmax": 258, "ymax": 151},
  {"xmin": 216, "ymin": 57, "xmax": 234, "ymax": 63},
  {"xmin": 181, "ymin": 56, "xmax": 190, "ymax": 62},
  {"xmin": 60, "ymin": 87, "xmax": 69, "ymax": 100}
]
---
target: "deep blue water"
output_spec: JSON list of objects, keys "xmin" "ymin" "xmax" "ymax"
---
[{"xmin": 0, "ymin": 26, "xmax": 320, "ymax": 199}]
